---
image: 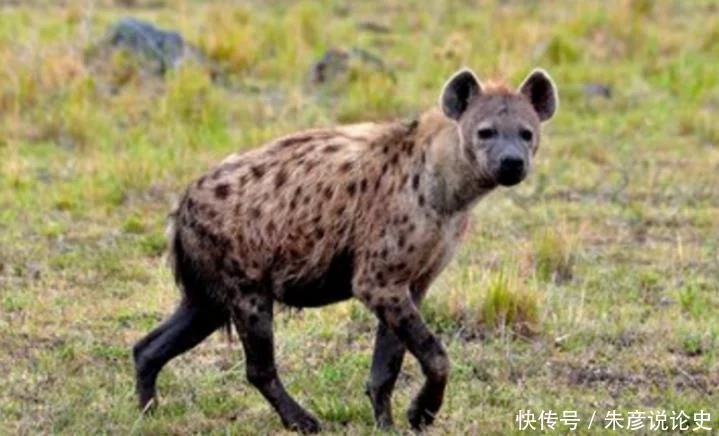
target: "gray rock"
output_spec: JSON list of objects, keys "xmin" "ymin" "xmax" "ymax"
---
[
  {"xmin": 583, "ymin": 82, "xmax": 612, "ymax": 99},
  {"xmin": 309, "ymin": 47, "xmax": 391, "ymax": 86},
  {"xmin": 109, "ymin": 18, "xmax": 190, "ymax": 73},
  {"xmin": 88, "ymin": 17, "xmax": 210, "ymax": 78}
]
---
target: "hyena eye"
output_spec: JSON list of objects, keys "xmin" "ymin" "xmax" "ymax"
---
[
  {"xmin": 477, "ymin": 128, "xmax": 497, "ymax": 140},
  {"xmin": 519, "ymin": 128, "xmax": 533, "ymax": 142}
]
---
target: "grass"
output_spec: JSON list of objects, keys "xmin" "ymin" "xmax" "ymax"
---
[{"xmin": 1, "ymin": 0, "xmax": 718, "ymax": 434}]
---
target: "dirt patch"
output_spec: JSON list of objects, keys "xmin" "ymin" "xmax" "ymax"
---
[{"xmin": 552, "ymin": 360, "xmax": 717, "ymax": 396}]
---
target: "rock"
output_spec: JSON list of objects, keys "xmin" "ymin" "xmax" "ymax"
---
[
  {"xmin": 108, "ymin": 18, "xmax": 193, "ymax": 73},
  {"xmin": 658, "ymin": 295, "xmax": 675, "ymax": 306},
  {"xmin": 308, "ymin": 47, "xmax": 390, "ymax": 86},
  {"xmin": 310, "ymin": 48, "xmax": 350, "ymax": 85},
  {"xmin": 583, "ymin": 82, "xmax": 612, "ymax": 99},
  {"xmin": 86, "ymin": 17, "xmax": 210, "ymax": 79},
  {"xmin": 357, "ymin": 20, "xmax": 391, "ymax": 34}
]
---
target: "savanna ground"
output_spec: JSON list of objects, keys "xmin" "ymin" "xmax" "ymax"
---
[{"xmin": 1, "ymin": 0, "xmax": 718, "ymax": 434}]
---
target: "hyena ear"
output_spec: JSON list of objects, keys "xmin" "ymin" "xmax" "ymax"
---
[
  {"xmin": 518, "ymin": 68, "xmax": 558, "ymax": 122},
  {"xmin": 439, "ymin": 68, "xmax": 483, "ymax": 121}
]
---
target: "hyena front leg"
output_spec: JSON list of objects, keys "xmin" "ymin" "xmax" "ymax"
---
[
  {"xmin": 366, "ymin": 323, "xmax": 405, "ymax": 429},
  {"xmin": 365, "ymin": 283, "xmax": 431, "ymax": 429},
  {"xmin": 356, "ymin": 283, "xmax": 449, "ymax": 430}
]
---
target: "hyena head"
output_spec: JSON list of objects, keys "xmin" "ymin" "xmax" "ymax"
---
[{"xmin": 439, "ymin": 68, "xmax": 558, "ymax": 187}]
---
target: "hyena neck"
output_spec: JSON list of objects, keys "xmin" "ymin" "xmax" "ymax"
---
[{"xmin": 420, "ymin": 110, "xmax": 496, "ymax": 216}]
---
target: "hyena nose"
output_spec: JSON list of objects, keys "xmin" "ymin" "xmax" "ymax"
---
[
  {"xmin": 499, "ymin": 156, "xmax": 524, "ymax": 174},
  {"xmin": 496, "ymin": 155, "xmax": 525, "ymax": 186}
]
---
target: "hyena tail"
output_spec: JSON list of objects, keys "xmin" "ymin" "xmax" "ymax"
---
[
  {"xmin": 164, "ymin": 208, "xmax": 181, "ymax": 285},
  {"xmin": 165, "ymin": 206, "xmax": 234, "ymax": 341}
]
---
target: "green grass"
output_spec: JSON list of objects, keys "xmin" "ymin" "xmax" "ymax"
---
[{"xmin": 1, "ymin": 0, "xmax": 718, "ymax": 434}]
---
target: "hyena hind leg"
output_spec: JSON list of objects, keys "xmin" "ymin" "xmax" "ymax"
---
[
  {"xmin": 231, "ymin": 292, "xmax": 321, "ymax": 433},
  {"xmin": 133, "ymin": 298, "xmax": 228, "ymax": 411}
]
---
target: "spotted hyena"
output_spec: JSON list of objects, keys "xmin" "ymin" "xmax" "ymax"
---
[{"xmin": 133, "ymin": 67, "xmax": 558, "ymax": 432}]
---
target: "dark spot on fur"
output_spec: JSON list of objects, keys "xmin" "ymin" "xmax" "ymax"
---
[
  {"xmin": 408, "ymin": 244, "xmax": 415, "ymax": 253},
  {"xmin": 274, "ymin": 167, "xmax": 288, "ymax": 188},
  {"xmin": 406, "ymin": 119, "xmax": 419, "ymax": 132},
  {"xmin": 381, "ymin": 163, "xmax": 388, "ymax": 174},
  {"xmin": 214, "ymin": 184, "xmax": 230, "ymax": 199},
  {"xmin": 324, "ymin": 186, "xmax": 333, "ymax": 200},
  {"xmin": 211, "ymin": 168, "xmax": 223, "ymax": 180},
  {"xmin": 391, "ymin": 153, "xmax": 399, "ymax": 166},
  {"xmin": 278, "ymin": 134, "xmax": 313, "ymax": 148},
  {"xmin": 314, "ymin": 227, "xmax": 325, "ymax": 239},
  {"xmin": 360, "ymin": 178, "xmax": 368, "ymax": 193},
  {"xmin": 390, "ymin": 296, "xmax": 400, "ymax": 304},
  {"xmin": 412, "ymin": 174, "xmax": 420, "ymax": 190},
  {"xmin": 289, "ymin": 199, "xmax": 297, "ymax": 210},
  {"xmin": 381, "ymin": 248, "xmax": 388, "ymax": 259},
  {"xmin": 398, "ymin": 234, "xmax": 405, "ymax": 248},
  {"xmin": 347, "ymin": 181, "xmax": 356, "ymax": 196},
  {"xmin": 305, "ymin": 160, "xmax": 318, "ymax": 171},
  {"xmin": 197, "ymin": 176, "xmax": 207, "ymax": 188},
  {"xmin": 251, "ymin": 164, "xmax": 265, "ymax": 179},
  {"xmin": 323, "ymin": 144, "xmax": 340, "ymax": 153},
  {"xmin": 335, "ymin": 205, "xmax": 345, "ymax": 216},
  {"xmin": 382, "ymin": 145, "xmax": 389, "ymax": 154},
  {"xmin": 266, "ymin": 221, "xmax": 276, "ymax": 233},
  {"xmin": 401, "ymin": 215, "xmax": 409, "ymax": 223},
  {"xmin": 303, "ymin": 195, "xmax": 311, "ymax": 205},
  {"xmin": 238, "ymin": 174, "xmax": 248, "ymax": 187},
  {"xmin": 250, "ymin": 207, "xmax": 261, "ymax": 218},
  {"xmin": 404, "ymin": 140, "xmax": 414, "ymax": 155},
  {"xmin": 418, "ymin": 195, "xmax": 425, "ymax": 206},
  {"xmin": 339, "ymin": 161, "xmax": 353, "ymax": 172},
  {"xmin": 401, "ymin": 174, "xmax": 408, "ymax": 187}
]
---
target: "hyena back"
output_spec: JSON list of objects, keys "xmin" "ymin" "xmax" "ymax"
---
[{"xmin": 133, "ymin": 67, "xmax": 558, "ymax": 432}]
